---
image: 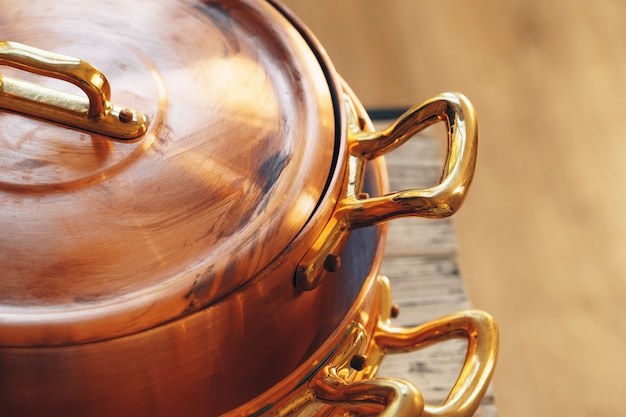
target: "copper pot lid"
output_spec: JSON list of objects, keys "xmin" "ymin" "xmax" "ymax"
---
[{"xmin": 0, "ymin": 1, "xmax": 340, "ymax": 345}]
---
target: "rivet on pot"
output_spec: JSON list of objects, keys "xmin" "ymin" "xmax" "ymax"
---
[
  {"xmin": 324, "ymin": 254, "xmax": 341, "ymax": 272},
  {"xmin": 390, "ymin": 304, "xmax": 400, "ymax": 318},
  {"xmin": 118, "ymin": 108, "xmax": 134, "ymax": 123},
  {"xmin": 350, "ymin": 354, "xmax": 368, "ymax": 371},
  {"xmin": 358, "ymin": 192, "xmax": 370, "ymax": 200}
]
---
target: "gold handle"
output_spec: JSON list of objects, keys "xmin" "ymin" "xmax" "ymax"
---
[
  {"xmin": 261, "ymin": 276, "xmax": 497, "ymax": 417},
  {"xmin": 346, "ymin": 92, "xmax": 477, "ymax": 227},
  {"xmin": 296, "ymin": 92, "xmax": 478, "ymax": 290},
  {"xmin": 0, "ymin": 41, "xmax": 147, "ymax": 140},
  {"xmin": 313, "ymin": 310, "xmax": 497, "ymax": 417},
  {"xmin": 374, "ymin": 310, "xmax": 498, "ymax": 417}
]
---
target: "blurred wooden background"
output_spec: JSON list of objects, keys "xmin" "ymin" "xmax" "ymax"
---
[{"xmin": 280, "ymin": 1, "xmax": 626, "ymax": 416}]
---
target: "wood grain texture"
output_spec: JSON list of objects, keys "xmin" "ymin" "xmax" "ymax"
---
[{"xmin": 281, "ymin": 1, "xmax": 626, "ymax": 416}]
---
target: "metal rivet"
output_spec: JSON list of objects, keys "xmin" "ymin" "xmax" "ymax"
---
[
  {"xmin": 390, "ymin": 304, "xmax": 400, "ymax": 318},
  {"xmin": 350, "ymin": 354, "xmax": 368, "ymax": 371},
  {"xmin": 323, "ymin": 254, "xmax": 341, "ymax": 272},
  {"xmin": 358, "ymin": 192, "xmax": 370, "ymax": 200},
  {"xmin": 119, "ymin": 108, "xmax": 134, "ymax": 123}
]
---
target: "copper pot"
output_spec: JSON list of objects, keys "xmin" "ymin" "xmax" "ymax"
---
[{"xmin": 0, "ymin": 1, "xmax": 497, "ymax": 416}]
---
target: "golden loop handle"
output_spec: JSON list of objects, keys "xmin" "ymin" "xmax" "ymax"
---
[
  {"xmin": 345, "ymin": 92, "xmax": 478, "ymax": 227},
  {"xmin": 265, "ymin": 277, "xmax": 498, "ymax": 417},
  {"xmin": 375, "ymin": 310, "xmax": 499, "ymax": 417},
  {"xmin": 296, "ymin": 92, "xmax": 478, "ymax": 291},
  {"xmin": 0, "ymin": 40, "xmax": 110, "ymax": 119},
  {"xmin": 307, "ymin": 309, "xmax": 498, "ymax": 417},
  {"xmin": 0, "ymin": 41, "xmax": 147, "ymax": 140},
  {"xmin": 312, "ymin": 310, "xmax": 499, "ymax": 417}
]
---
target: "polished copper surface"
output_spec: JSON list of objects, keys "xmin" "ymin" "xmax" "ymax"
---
[
  {"xmin": 0, "ymin": 146, "xmax": 385, "ymax": 417},
  {"xmin": 0, "ymin": 0, "xmax": 337, "ymax": 345},
  {"xmin": 0, "ymin": 1, "xmax": 375, "ymax": 414},
  {"xmin": 0, "ymin": 1, "xmax": 492, "ymax": 416}
]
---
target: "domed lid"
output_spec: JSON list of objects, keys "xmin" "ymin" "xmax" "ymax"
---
[{"xmin": 0, "ymin": 0, "xmax": 340, "ymax": 346}]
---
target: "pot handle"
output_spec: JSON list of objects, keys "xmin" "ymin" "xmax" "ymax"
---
[
  {"xmin": 0, "ymin": 40, "xmax": 147, "ymax": 139},
  {"xmin": 261, "ymin": 276, "xmax": 497, "ymax": 417},
  {"xmin": 372, "ymin": 310, "xmax": 498, "ymax": 417},
  {"xmin": 296, "ymin": 92, "xmax": 477, "ymax": 290},
  {"xmin": 344, "ymin": 92, "xmax": 477, "ymax": 227},
  {"xmin": 310, "ymin": 309, "xmax": 498, "ymax": 417}
]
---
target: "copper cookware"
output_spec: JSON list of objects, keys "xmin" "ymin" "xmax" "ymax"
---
[{"xmin": 0, "ymin": 1, "xmax": 497, "ymax": 416}]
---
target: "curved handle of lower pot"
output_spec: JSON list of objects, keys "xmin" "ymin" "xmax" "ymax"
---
[
  {"xmin": 374, "ymin": 309, "xmax": 499, "ymax": 417},
  {"xmin": 311, "ymin": 308, "xmax": 498, "ymax": 417},
  {"xmin": 345, "ymin": 92, "xmax": 478, "ymax": 228}
]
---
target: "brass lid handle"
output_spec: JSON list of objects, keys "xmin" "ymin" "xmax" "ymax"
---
[{"xmin": 0, "ymin": 41, "xmax": 147, "ymax": 140}]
